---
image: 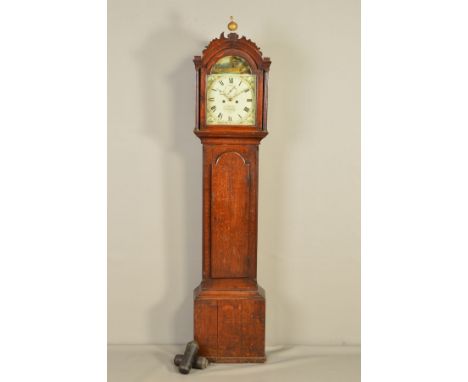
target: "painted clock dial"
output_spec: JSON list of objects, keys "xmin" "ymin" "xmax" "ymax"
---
[{"xmin": 205, "ymin": 56, "xmax": 256, "ymax": 126}]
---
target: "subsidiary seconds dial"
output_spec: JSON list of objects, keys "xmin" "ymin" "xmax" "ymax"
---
[{"xmin": 206, "ymin": 74, "xmax": 256, "ymax": 125}]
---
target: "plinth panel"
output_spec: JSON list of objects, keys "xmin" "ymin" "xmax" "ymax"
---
[
  {"xmin": 218, "ymin": 300, "xmax": 243, "ymax": 356},
  {"xmin": 194, "ymin": 288, "xmax": 266, "ymax": 362},
  {"xmin": 194, "ymin": 300, "xmax": 218, "ymax": 357}
]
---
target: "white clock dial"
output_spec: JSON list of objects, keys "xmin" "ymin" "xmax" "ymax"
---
[{"xmin": 206, "ymin": 74, "xmax": 256, "ymax": 125}]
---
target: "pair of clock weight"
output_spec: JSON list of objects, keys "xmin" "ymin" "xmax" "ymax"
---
[{"xmin": 192, "ymin": 19, "xmax": 271, "ymax": 363}]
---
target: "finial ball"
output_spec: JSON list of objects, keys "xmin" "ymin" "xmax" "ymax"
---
[{"xmin": 227, "ymin": 16, "xmax": 238, "ymax": 31}]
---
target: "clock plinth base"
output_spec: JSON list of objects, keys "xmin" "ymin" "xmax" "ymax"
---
[
  {"xmin": 205, "ymin": 355, "xmax": 266, "ymax": 363},
  {"xmin": 194, "ymin": 284, "xmax": 266, "ymax": 363}
]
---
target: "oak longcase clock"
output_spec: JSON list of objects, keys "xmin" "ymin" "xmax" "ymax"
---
[{"xmin": 193, "ymin": 18, "xmax": 271, "ymax": 363}]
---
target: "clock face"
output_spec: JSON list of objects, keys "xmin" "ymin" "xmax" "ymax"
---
[{"xmin": 206, "ymin": 73, "xmax": 256, "ymax": 126}]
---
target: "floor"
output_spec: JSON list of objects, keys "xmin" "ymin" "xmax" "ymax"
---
[{"xmin": 108, "ymin": 345, "xmax": 360, "ymax": 382}]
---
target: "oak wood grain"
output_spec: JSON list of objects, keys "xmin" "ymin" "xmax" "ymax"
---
[{"xmin": 193, "ymin": 31, "xmax": 270, "ymax": 363}]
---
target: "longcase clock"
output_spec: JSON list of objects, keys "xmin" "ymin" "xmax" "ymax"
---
[{"xmin": 193, "ymin": 18, "xmax": 271, "ymax": 363}]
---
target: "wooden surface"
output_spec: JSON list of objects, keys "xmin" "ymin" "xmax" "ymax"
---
[
  {"xmin": 194, "ymin": 286, "xmax": 266, "ymax": 362},
  {"xmin": 211, "ymin": 151, "xmax": 250, "ymax": 278},
  {"xmin": 193, "ymin": 31, "xmax": 271, "ymax": 363}
]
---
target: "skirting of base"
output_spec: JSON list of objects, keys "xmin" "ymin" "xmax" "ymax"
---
[{"xmin": 206, "ymin": 355, "xmax": 266, "ymax": 363}]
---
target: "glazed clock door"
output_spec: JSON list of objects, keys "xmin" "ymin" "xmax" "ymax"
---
[{"xmin": 205, "ymin": 55, "xmax": 257, "ymax": 126}]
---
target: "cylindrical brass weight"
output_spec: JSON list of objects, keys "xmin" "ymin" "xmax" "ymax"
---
[
  {"xmin": 178, "ymin": 341, "xmax": 199, "ymax": 374},
  {"xmin": 173, "ymin": 354, "xmax": 209, "ymax": 369}
]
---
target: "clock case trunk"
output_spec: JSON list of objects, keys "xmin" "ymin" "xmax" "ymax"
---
[{"xmin": 193, "ymin": 32, "xmax": 271, "ymax": 363}]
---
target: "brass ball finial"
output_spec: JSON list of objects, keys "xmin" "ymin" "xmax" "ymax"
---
[{"xmin": 227, "ymin": 16, "xmax": 238, "ymax": 31}]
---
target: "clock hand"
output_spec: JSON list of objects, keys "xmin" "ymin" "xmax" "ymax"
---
[
  {"xmin": 226, "ymin": 86, "xmax": 236, "ymax": 96},
  {"xmin": 218, "ymin": 90, "xmax": 230, "ymax": 99},
  {"xmin": 220, "ymin": 86, "xmax": 237, "ymax": 101},
  {"xmin": 231, "ymin": 88, "xmax": 247, "ymax": 100}
]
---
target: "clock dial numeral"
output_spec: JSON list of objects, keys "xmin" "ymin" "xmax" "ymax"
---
[
  {"xmin": 217, "ymin": 112, "xmax": 223, "ymax": 119},
  {"xmin": 247, "ymin": 99, "xmax": 252, "ymax": 102},
  {"xmin": 238, "ymin": 80, "xmax": 242, "ymax": 86},
  {"xmin": 238, "ymin": 114, "xmax": 243, "ymax": 119},
  {"xmin": 211, "ymin": 106, "xmax": 216, "ymax": 112},
  {"xmin": 208, "ymin": 97, "xmax": 215, "ymax": 101},
  {"xmin": 229, "ymin": 77, "xmax": 233, "ymax": 83},
  {"xmin": 228, "ymin": 116, "xmax": 232, "ymax": 122},
  {"xmin": 244, "ymin": 107, "xmax": 250, "ymax": 113},
  {"xmin": 219, "ymin": 80, "xmax": 224, "ymax": 86},
  {"xmin": 244, "ymin": 88, "xmax": 249, "ymax": 92}
]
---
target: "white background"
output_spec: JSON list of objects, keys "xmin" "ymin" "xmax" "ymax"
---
[
  {"xmin": 107, "ymin": 0, "xmax": 360, "ymax": 345},
  {"xmin": 1, "ymin": 0, "xmax": 468, "ymax": 381}
]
